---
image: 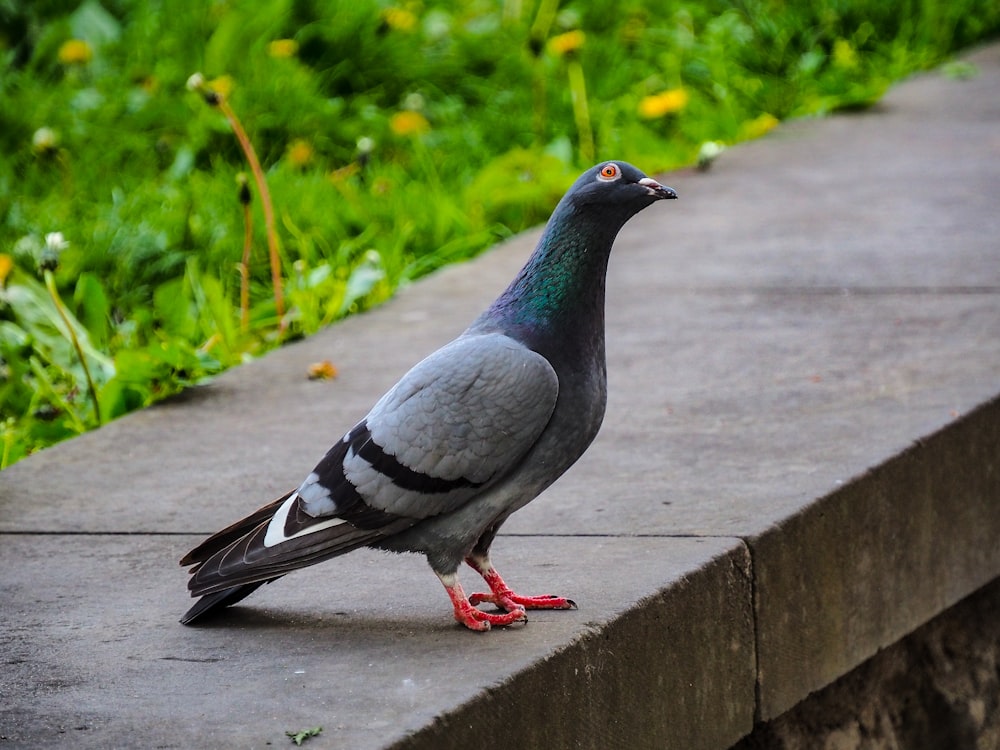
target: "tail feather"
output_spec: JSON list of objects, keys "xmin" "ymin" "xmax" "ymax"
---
[
  {"xmin": 180, "ymin": 490, "xmax": 416, "ymax": 623},
  {"xmin": 186, "ymin": 516, "xmax": 414, "ymax": 596},
  {"xmin": 180, "ymin": 491, "xmax": 293, "ymax": 567},
  {"xmin": 180, "ymin": 581, "xmax": 273, "ymax": 625}
]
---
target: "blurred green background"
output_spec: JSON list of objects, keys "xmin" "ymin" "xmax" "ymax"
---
[{"xmin": 1, "ymin": 0, "xmax": 997, "ymax": 466}]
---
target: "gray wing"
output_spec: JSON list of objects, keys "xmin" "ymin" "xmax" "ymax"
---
[{"xmin": 304, "ymin": 331, "xmax": 560, "ymax": 520}]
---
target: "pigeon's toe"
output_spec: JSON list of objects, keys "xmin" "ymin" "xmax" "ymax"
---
[
  {"xmin": 469, "ymin": 590, "xmax": 576, "ymax": 611},
  {"xmin": 463, "ymin": 556, "xmax": 577, "ymax": 614}
]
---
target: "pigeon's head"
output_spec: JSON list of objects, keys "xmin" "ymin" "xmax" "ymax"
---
[{"xmin": 563, "ymin": 161, "xmax": 677, "ymax": 218}]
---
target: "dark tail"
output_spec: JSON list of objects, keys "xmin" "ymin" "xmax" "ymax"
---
[
  {"xmin": 180, "ymin": 580, "xmax": 275, "ymax": 625},
  {"xmin": 179, "ymin": 492, "xmax": 292, "ymax": 625},
  {"xmin": 180, "ymin": 488, "xmax": 415, "ymax": 624}
]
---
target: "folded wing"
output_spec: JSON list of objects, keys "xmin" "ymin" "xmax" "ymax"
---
[{"xmin": 182, "ymin": 333, "xmax": 559, "ymax": 598}]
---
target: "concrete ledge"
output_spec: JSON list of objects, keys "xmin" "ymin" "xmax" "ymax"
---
[
  {"xmin": 1, "ymin": 535, "xmax": 753, "ymax": 748},
  {"xmin": 393, "ymin": 543, "xmax": 753, "ymax": 750},
  {"xmin": 734, "ymin": 576, "xmax": 1000, "ymax": 748},
  {"xmin": 2, "ymin": 43, "xmax": 999, "ymax": 748},
  {"xmin": 752, "ymin": 396, "xmax": 1000, "ymax": 720}
]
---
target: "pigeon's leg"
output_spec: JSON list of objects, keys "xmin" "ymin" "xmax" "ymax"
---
[
  {"xmin": 465, "ymin": 554, "xmax": 577, "ymax": 611},
  {"xmin": 436, "ymin": 572, "xmax": 528, "ymax": 632}
]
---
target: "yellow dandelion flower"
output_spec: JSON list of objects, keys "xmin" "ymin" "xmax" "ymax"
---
[
  {"xmin": 57, "ymin": 39, "xmax": 93, "ymax": 65},
  {"xmin": 638, "ymin": 88, "xmax": 689, "ymax": 119},
  {"xmin": 208, "ymin": 75, "xmax": 234, "ymax": 99},
  {"xmin": 307, "ymin": 360, "xmax": 338, "ymax": 380},
  {"xmin": 0, "ymin": 254, "xmax": 14, "ymax": 287},
  {"xmin": 382, "ymin": 7, "xmax": 418, "ymax": 32},
  {"xmin": 286, "ymin": 138, "xmax": 314, "ymax": 168},
  {"xmin": 267, "ymin": 39, "xmax": 299, "ymax": 58},
  {"xmin": 548, "ymin": 30, "xmax": 585, "ymax": 57},
  {"xmin": 739, "ymin": 112, "xmax": 780, "ymax": 140},
  {"xmin": 389, "ymin": 110, "xmax": 430, "ymax": 137}
]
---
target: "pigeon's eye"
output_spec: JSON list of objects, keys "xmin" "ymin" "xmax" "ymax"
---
[{"xmin": 598, "ymin": 163, "xmax": 620, "ymax": 181}]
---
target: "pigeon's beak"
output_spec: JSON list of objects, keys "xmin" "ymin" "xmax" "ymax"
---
[{"xmin": 639, "ymin": 177, "xmax": 678, "ymax": 200}]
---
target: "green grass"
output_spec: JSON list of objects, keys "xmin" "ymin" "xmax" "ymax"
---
[{"xmin": 1, "ymin": 0, "xmax": 998, "ymax": 467}]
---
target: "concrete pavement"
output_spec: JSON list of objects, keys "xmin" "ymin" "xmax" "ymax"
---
[{"xmin": 2, "ymin": 43, "xmax": 999, "ymax": 748}]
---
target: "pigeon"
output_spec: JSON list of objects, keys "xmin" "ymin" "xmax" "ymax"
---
[{"xmin": 180, "ymin": 161, "xmax": 677, "ymax": 631}]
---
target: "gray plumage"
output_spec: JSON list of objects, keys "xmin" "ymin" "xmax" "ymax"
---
[{"xmin": 181, "ymin": 161, "xmax": 676, "ymax": 630}]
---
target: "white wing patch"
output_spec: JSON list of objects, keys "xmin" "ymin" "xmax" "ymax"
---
[
  {"xmin": 263, "ymin": 491, "xmax": 346, "ymax": 548},
  {"xmin": 296, "ymin": 471, "xmax": 337, "ymax": 516}
]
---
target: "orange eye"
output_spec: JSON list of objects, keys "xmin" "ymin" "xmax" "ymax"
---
[{"xmin": 599, "ymin": 163, "xmax": 620, "ymax": 180}]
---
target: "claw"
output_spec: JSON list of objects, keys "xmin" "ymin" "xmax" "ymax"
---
[{"xmin": 465, "ymin": 556, "xmax": 577, "ymax": 613}]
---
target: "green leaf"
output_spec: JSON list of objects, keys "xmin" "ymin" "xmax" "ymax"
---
[
  {"xmin": 0, "ymin": 321, "xmax": 30, "ymax": 351},
  {"xmin": 285, "ymin": 726, "xmax": 323, "ymax": 746},
  {"xmin": 2, "ymin": 275, "xmax": 114, "ymax": 382},
  {"xmin": 154, "ymin": 277, "xmax": 195, "ymax": 339},
  {"xmin": 98, "ymin": 377, "xmax": 148, "ymax": 420},
  {"xmin": 73, "ymin": 272, "xmax": 111, "ymax": 349},
  {"xmin": 338, "ymin": 254, "xmax": 385, "ymax": 318},
  {"xmin": 168, "ymin": 146, "xmax": 196, "ymax": 181},
  {"xmin": 184, "ymin": 260, "xmax": 241, "ymax": 361},
  {"xmin": 70, "ymin": 0, "xmax": 122, "ymax": 48}
]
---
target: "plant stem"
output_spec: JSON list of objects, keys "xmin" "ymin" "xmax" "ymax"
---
[
  {"xmin": 2, "ymin": 424, "xmax": 13, "ymax": 470},
  {"xmin": 566, "ymin": 58, "xmax": 595, "ymax": 164},
  {"xmin": 531, "ymin": 58, "xmax": 547, "ymax": 147},
  {"xmin": 529, "ymin": 0, "xmax": 559, "ymax": 43},
  {"xmin": 528, "ymin": 0, "xmax": 558, "ymax": 146},
  {"xmin": 44, "ymin": 269, "xmax": 102, "ymax": 426},
  {"xmin": 237, "ymin": 174, "xmax": 253, "ymax": 332},
  {"xmin": 214, "ymin": 95, "xmax": 286, "ymax": 330}
]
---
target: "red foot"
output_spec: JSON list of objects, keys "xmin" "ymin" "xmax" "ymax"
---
[
  {"xmin": 441, "ymin": 576, "xmax": 527, "ymax": 632},
  {"xmin": 466, "ymin": 558, "xmax": 577, "ymax": 612},
  {"xmin": 469, "ymin": 589, "xmax": 576, "ymax": 610}
]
